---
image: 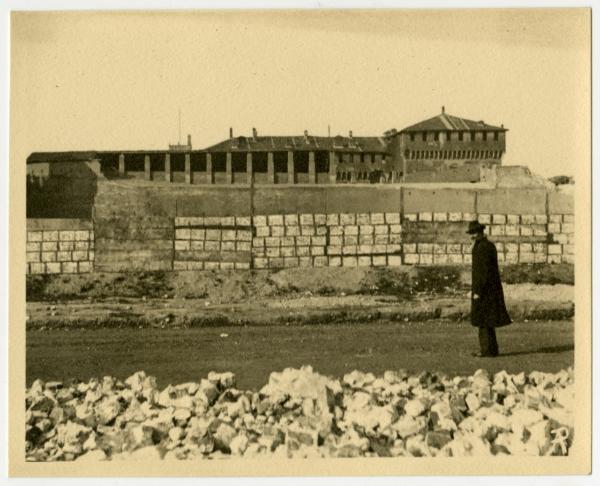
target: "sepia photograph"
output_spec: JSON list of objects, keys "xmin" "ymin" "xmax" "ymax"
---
[{"xmin": 6, "ymin": 3, "xmax": 593, "ymax": 478}]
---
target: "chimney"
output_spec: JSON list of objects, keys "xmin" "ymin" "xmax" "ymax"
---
[
  {"xmin": 349, "ymin": 130, "xmax": 353, "ymax": 139},
  {"xmin": 187, "ymin": 134, "xmax": 192, "ymax": 148},
  {"xmin": 442, "ymin": 106, "xmax": 445, "ymax": 114},
  {"xmin": 304, "ymin": 130, "xmax": 309, "ymax": 142},
  {"xmin": 252, "ymin": 127, "xmax": 258, "ymax": 140},
  {"xmin": 229, "ymin": 127, "xmax": 233, "ymax": 139}
]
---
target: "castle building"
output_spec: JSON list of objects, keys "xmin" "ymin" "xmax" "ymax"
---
[
  {"xmin": 387, "ymin": 107, "xmax": 507, "ymax": 183},
  {"xmin": 26, "ymin": 109, "xmax": 507, "ymax": 192}
]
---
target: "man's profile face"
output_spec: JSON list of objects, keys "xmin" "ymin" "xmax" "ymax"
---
[{"xmin": 470, "ymin": 231, "xmax": 483, "ymax": 242}]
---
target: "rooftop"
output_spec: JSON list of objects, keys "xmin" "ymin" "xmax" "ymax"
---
[{"xmin": 400, "ymin": 107, "xmax": 506, "ymax": 133}]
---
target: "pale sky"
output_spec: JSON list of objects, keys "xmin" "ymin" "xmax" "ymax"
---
[{"xmin": 11, "ymin": 9, "xmax": 590, "ymax": 177}]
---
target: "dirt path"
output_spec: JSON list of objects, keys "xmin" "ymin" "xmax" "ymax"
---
[{"xmin": 26, "ymin": 319, "xmax": 574, "ymax": 389}]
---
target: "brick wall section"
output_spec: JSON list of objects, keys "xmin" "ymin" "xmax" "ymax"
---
[
  {"xmin": 252, "ymin": 212, "xmax": 402, "ymax": 269},
  {"xmin": 174, "ymin": 216, "xmax": 252, "ymax": 270},
  {"xmin": 25, "ymin": 186, "xmax": 574, "ymax": 274},
  {"xmin": 26, "ymin": 219, "xmax": 94, "ymax": 274},
  {"xmin": 401, "ymin": 212, "xmax": 573, "ymax": 265}
]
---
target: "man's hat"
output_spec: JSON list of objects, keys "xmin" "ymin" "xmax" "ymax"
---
[{"xmin": 466, "ymin": 220, "xmax": 486, "ymax": 234}]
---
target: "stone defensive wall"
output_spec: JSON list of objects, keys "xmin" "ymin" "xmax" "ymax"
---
[{"xmin": 26, "ymin": 181, "xmax": 574, "ymax": 275}]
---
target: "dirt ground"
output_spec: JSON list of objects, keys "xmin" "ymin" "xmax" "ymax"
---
[
  {"xmin": 26, "ymin": 320, "xmax": 574, "ymax": 390},
  {"xmin": 26, "ymin": 282, "xmax": 573, "ymax": 330}
]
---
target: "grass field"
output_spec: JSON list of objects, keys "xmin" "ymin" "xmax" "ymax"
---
[{"xmin": 26, "ymin": 319, "xmax": 573, "ymax": 390}]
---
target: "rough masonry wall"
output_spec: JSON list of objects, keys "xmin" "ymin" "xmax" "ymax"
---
[{"xmin": 25, "ymin": 182, "xmax": 575, "ymax": 274}]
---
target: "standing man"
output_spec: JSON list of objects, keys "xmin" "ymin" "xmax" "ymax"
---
[{"xmin": 467, "ymin": 220, "xmax": 512, "ymax": 357}]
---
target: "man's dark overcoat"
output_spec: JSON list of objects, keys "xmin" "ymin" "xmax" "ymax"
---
[{"xmin": 471, "ymin": 237, "xmax": 512, "ymax": 328}]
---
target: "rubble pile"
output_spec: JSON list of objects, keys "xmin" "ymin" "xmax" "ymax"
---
[{"xmin": 25, "ymin": 366, "xmax": 574, "ymax": 461}]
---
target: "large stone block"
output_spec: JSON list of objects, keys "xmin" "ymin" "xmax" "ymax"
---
[
  {"xmin": 266, "ymin": 247, "xmax": 281, "ymax": 257},
  {"xmin": 41, "ymin": 252, "xmax": 57, "ymax": 262},
  {"xmin": 256, "ymin": 226, "xmax": 270, "ymax": 237},
  {"xmin": 403, "ymin": 213, "xmax": 418, "ymax": 222},
  {"xmin": 283, "ymin": 257, "xmax": 299, "ymax": 268},
  {"xmin": 300, "ymin": 226, "xmax": 315, "ymax": 236},
  {"xmin": 26, "ymin": 252, "xmax": 40, "ymax": 263},
  {"xmin": 311, "ymin": 236, "xmax": 326, "ymax": 246},
  {"xmin": 59, "ymin": 231, "xmax": 76, "ymax": 241},
  {"xmin": 519, "ymin": 253, "xmax": 535, "ymax": 263},
  {"xmin": 359, "ymin": 235, "xmax": 374, "ymax": 245},
  {"xmin": 56, "ymin": 251, "xmax": 71, "ymax": 262},
  {"xmin": 371, "ymin": 213, "xmax": 385, "ymax": 225},
  {"xmin": 340, "ymin": 213, "xmax": 356, "ymax": 225},
  {"xmin": 314, "ymin": 214, "xmax": 327, "ymax": 225},
  {"xmin": 253, "ymin": 257, "xmax": 269, "ymax": 269},
  {"xmin": 356, "ymin": 213, "xmax": 370, "ymax": 225},
  {"xmin": 403, "ymin": 243, "xmax": 417, "ymax": 253},
  {"xmin": 326, "ymin": 214, "xmax": 339, "ymax": 226},
  {"xmin": 313, "ymin": 256, "xmax": 328, "ymax": 267},
  {"xmin": 270, "ymin": 226, "xmax": 285, "ymax": 237},
  {"xmin": 45, "ymin": 262, "xmax": 61, "ymax": 274},
  {"xmin": 419, "ymin": 254, "xmax": 433, "ymax": 265},
  {"xmin": 285, "ymin": 225, "xmax": 300, "ymax": 236},
  {"xmin": 221, "ymin": 241, "xmax": 235, "ymax": 252},
  {"xmin": 268, "ymin": 215, "xmax": 284, "ymax": 226},
  {"xmin": 403, "ymin": 253, "xmax": 419, "ymax": 264},
  {"xmin": 385, "ymin": 212, "xmax": 401, "ymax": 224},
  {"xmin": 344, "ymin": 225, "xmax": 359, "ymax": 236},
  {"xmin": 433, "ymin": 212, "xmax": 448, "ymax": 222},
  {"xmin": 328, "ymin": 256, "xmax": 342, "ymax": 267},
  {"xmin": 42, "ymin": 230, "xmax": 59, "ymax": 242},
  {"xmin": 359, "ymin": 224, "xmax": 374, "ymax": 235},
  {"xmin": 61, "ymin": 262, "xmax": 78, "ymax": 274},
  {"xmin": 28, "ymin": 231, "xmax": 43, "ymax": 242},
  {"xmin": 357, "ymin": 256, "xmax": 372, "ymax": 267},
  {"xmin": 253, "ymin": 215, "xmax": 268, "ymax": 227},
  {"xmin": 284, "ymin": 214, "xmax": 299, "ymax": 226},
  {"xmin": 299, "ymin": 214, "xmax": 314, "ymax": 225},
  {"xmin": 342, "ymin": 245, "xmax": 358, "ymax": 255},
  {"xmin": 327, "ymin": 246, "xmax": 341, "ymax": 255},
  {"xmin": 236, "ymin": 241, "xmax": 251, "ymax": 252},
  {"xmin": 329, "ymin": 226, "xmax": 343, "ymax": 236},
  {"xmin": 42, "ymin": 241, "xmax": 58, "ymax": 252},
  {"xmin": 296, "ymin": 246, "xmax": 311, "ymax": 256},
  {"xmin": 205, "ymin": 229, "xmax": 221, "ymax": 241},
  {"xmin": 342, "ymin": 256, "xmax": 358, "ymax": 267},
  {"xmin": 311, "ymin": 247, "xmax": 325, "ymax": 256},
  {"xmin": 419, "ymin": 212, "xmax": 433, "ymax": 222},
  {"xmin": 372, "ymin": 255, "xmax": 387, "ymax": 266}
]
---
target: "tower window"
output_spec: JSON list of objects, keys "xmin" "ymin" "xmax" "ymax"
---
[
  {"xmin": 494, "ymin": 131, "xmax": 499, "ymax": 141},
  {"xmin": 422, "ymin": 132, "xmax": 427, "ymax": 141},
  {"xmin": 410, "ymin": 133, "xmax": 415, "ymax": 142},
  {"xmin": 434, "ymin": 132, "xmax": 439, "ymax": 141},
  {"xmin": 458, "ymin": 131, "xmax": 464, "ymax": 141},
  {"xmin": 446, "ymin": 131, "xmax": 452, "ymax": 142},
  {"xmin": 483, "ymin": 132, "xmax": 488, "ymax": 141}
]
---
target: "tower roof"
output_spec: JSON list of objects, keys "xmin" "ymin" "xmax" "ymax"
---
[{"xmin": 401, "ymin": 110, "xmax": 506, "ymax": 133}]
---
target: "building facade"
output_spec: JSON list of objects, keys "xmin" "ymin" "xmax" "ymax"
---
[
  {"xmin": 26, "ymin": 110, "xmax": 507, "ymax": 192},
  {"xmin": 388, "ymin": 107, "xmax": 507, "ymax": 183}
]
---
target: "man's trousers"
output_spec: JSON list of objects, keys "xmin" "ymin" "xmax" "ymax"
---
[{"xmin": 478, "ymin": 326, "xmax": 499, "ymax": 356}]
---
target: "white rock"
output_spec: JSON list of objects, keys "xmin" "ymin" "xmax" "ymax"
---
[{"xmin": 404, "ymin": 399, "xmax": 426, "ymax": 417}]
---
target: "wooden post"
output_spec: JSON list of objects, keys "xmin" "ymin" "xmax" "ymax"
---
[
  {"xmin": 287, "ymin": 151, "xmax": 294, "ymax": 184},
  {"xmin": 267, "ymin": 152, "xmax": 274, "ymax": 184},
  {"xmin": 328, "ymin": 151, "xmax": 337, "ymax": 184},
  {"xmin": 144, "ymin": 155, "xmax": 151, "ymax": 181},
  {"xmin": 206, "ymin": 153, "xmax": 213, "ymax": 184},
  {"xmin": 226, "ymin": 152, "xmax": 233, "ymax": 184},
  {"xmin": 246, "ymin": 152, "xmax": 253, "ymax": 185},
  {"xmin": 308, "ymin": 151, "xmax": 316, "ymax": 184},
  {"xmin": 185, "ymin": 153, "xmax": 191, "ymax": 184},
  {"xmin": 118, "ymin": 153, "xmax": 125, "ymax": 176},
  {"xmin": 164, "ymin": 153, "xmax": 171, "ymax": 182}
]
